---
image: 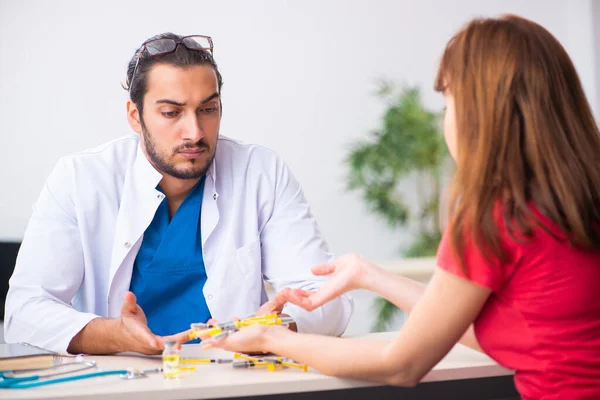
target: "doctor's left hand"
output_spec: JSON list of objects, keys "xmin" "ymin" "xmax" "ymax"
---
[
  {"xmin": 256, "ymin": 288, "xmax": 297, "ymax": 332},
  {"xmin": 205, "ymin": 288, "xmax": 297, "ymax": 333},
  {"xmin": 119, "ymin": 291, "xmax": 192, "ymax": 354}
]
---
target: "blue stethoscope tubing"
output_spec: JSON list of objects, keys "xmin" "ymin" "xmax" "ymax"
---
[
  {"xmin": 0, "ymin": 360, "xmax": 128, "ymax": 389},
  {"xmin": 0, "ymin": 370, "xmax": 128, "ymax": 389}
]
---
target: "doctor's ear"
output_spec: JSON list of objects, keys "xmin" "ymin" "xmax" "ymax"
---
[{"xmin": 127, "ymin": 101, "xmax": 142, "ymax": 134}]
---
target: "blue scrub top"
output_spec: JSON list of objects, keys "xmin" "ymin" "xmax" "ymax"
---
[{"xmin": 129, "ymin": 177, "xmax": 211, "ymax": 337}]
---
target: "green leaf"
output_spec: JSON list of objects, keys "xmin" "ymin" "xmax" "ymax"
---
[
  {"xmin": 371, "ymin": 297, "xmax": 400, "ymax": 332},
  {"xmin": 404, "ymin": 232, "xmax": 442, "ymax": 258}
]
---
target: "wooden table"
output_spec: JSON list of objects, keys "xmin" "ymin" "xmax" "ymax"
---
[{"xmin": 1, "ymin": 332, "xmax": 517, "ymax": 400}]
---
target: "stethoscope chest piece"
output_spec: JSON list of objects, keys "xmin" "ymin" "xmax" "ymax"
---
[{"xmin": 119, "ymin": 367, "xmax": 161, "ymax": 380}]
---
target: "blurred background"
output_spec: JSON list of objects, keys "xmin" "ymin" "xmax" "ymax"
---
[{"xmin": 1, "ymin": 0, "xmax": 599, "ymax": 339}]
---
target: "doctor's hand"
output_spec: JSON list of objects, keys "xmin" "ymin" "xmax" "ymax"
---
[
  {"xmin": 119, "ymin": 291, "xmax": 191, "ymax": 354},
  {"xmin": 256, "ymin": 288, "xmax": 297, "ymax": 332},
  {"xmin": 256, "ymin": 288, "xmax": 290, "ymax": 315},
  {"xmin": 204, "ymin": 289, "xmax": 298, "ymax": 334},
  {"xmin": 280, "ymin": 253, "xmax": 376, "ymax": 312}
]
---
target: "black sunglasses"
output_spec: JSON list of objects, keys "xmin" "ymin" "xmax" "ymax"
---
[{"xmin": 129, "ymin": 35, "xmax": 214, "ymax": 92}]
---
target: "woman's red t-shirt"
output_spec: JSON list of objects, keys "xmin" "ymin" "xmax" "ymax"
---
[{"xmin": 437, "ymin": 207, "xmax": 600, "ymax": 399}]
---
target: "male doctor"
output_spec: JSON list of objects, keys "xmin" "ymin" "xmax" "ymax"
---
[{"xmin": 4, "ymin": 33, "xmax": 352, "ymax": 354}]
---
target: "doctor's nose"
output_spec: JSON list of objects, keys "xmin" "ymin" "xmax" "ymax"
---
[{"xmin": 181, "ymin": 115, "xmax": 204, "ymax": 142}]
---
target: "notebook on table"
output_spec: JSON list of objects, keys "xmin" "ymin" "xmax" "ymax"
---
[{"xmin": 0, "ymin": 343, "xmax": 60, "ymax": 371}]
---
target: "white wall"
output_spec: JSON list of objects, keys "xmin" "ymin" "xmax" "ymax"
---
[{"xmin": 1, "ymin": 0, "xmax": 598, "ymax": 266}]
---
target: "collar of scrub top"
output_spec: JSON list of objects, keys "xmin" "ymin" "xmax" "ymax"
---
[{"xmin": 0, "ymin": 357, "xmax": 161, "ymax": 389}]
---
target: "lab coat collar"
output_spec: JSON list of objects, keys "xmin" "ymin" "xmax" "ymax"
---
[
  {"xmin": 133, "ymin": 143, "xmax": 164, "ymax": 191},
  {"xmin": 107, "ymin": 143, "xmax": 163, "ymax": 309}
]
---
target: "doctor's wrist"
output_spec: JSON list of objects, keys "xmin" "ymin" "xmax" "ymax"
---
[
  {"xmin": 279, "ymin": 313, "xmax": 297, "ymax": 332},
  {"xmin": 67, "ymin": 317, "xmax": 124, "ymax": 355}
]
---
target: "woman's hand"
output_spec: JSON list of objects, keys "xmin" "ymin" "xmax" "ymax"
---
[
  {"xmin": 283, "ymin": 253, "xmax": 377, "ymax": 311},
  {"xmin": 203, "ymin": 325, "xmax": 289, "ymax": 354}
]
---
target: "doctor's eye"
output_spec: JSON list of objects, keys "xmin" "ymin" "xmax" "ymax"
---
[
  {"xmin": 199, "ymin": 107, "xmax": 218, "ymax": 114},
  {"xmin": 161, "ymin": 111, "xmax": 181, "ymax": 118}
]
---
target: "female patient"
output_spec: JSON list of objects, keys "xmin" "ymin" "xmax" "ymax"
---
[{"xmin": 207, "ymin": 15, "xmax": 600, "ymax": 399}]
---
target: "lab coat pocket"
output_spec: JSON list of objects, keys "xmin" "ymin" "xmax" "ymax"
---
[
  {"xmin": 232, "ymin": 236, "xmax": 263, "ymax": 313},
  {"xmin": 235, "ymin": 236, "xmax": 262, "ymax": 280}
]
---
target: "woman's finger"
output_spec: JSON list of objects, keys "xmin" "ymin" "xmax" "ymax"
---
[{"xmin": 311, "ymin": 263, "xmax": 336, "ymax": 276}]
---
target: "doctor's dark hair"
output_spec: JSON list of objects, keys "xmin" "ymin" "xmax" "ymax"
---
[{"xmin": 124, "ymin": 32, "xmax": 223, "ymax": 115}]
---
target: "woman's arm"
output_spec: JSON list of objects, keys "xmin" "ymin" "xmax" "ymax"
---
[
  {"xmin": 362, "ymin": 265, "xmax": 483, "ymax": 352},
  {"xmin": 208, "ymin": 267, "xmax": 491, "ymax": 386},
  {"xmin": 283, "ymin": 255, "xmax": 483, "ymax": 352}
]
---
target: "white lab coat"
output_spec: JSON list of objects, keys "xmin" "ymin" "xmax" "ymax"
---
[{"xmin": 4, "ymin": 135, "xmax": 353, "ymax": 353}]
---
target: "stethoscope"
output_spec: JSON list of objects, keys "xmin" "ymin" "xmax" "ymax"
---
[{"xmin": 0, "ymin": 357, "xmax": 162, "ymax": 389}]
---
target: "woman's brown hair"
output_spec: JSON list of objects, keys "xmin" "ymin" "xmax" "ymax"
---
[{"xmin": 435, "ymin": 15, "xmax": 600, "ymax": 269}]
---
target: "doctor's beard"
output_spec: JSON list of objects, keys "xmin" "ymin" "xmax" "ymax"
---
[{"xmin": 140, "ymin": 124, "xmax": 217, "ymax": 180}]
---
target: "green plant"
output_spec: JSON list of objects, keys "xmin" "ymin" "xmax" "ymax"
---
[{"xmin": 346, "ymin": 84, "xmax": 448, "ymax": 331}]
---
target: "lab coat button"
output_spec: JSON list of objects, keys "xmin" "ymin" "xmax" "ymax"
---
[
  {"xmin": 207, "ymin": 294, "xmax": 213, "ymax": 300},
  {"xmin": 213, "ymin": 193, "xmax": 218, "ymax": 200},
  {"xmin": 124, "ymin": 241, "xmax": 131, "ymax": 248}
]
